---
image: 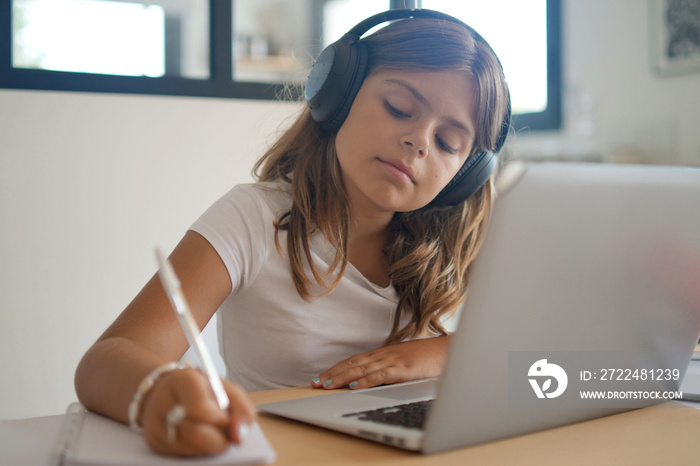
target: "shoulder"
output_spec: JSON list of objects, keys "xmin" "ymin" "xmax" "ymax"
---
[
  {"xmin": 245, "ymin": 180, "xmax": 293, "ymax": 214},
  {"xmin": 189, "ymin": 181, "xmax": 292, "ymax": 292},
  {"xmin": 220, "ymin": 180, "xmax": 292, "ymax": 216},
  {"xmin": 190, "ymin": 180, "xmax": 291, "ymax": 240},
  {"xmin": 196, "ymin": 181, "xmax": 291, "ymax": 231}
]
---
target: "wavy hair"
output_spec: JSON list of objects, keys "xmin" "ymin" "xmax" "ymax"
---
[{"xmin": 254, "ymin": 17, "xmax": 510, "ymax": 344}]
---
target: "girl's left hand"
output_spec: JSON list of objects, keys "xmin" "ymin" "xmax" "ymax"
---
[{"xmin": 311, "ymin": 336, "xmax": 450, "ymax": 390}]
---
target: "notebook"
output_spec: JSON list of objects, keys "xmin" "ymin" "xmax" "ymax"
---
[
  {"xmin": 258, "ymin": 162, "xmax": 700, "ymax": 453},
  {"xmin": 50, "ymin": 403, "xmax": 275, "ymax": 466}
]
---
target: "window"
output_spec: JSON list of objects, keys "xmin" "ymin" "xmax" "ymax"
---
[
  {"xmin": 13, "ymin": 1, "xmax": 176, "ymax": 78},
  {"xmin": 1, "ymin": 0, "xmax": 279, "ymax": 99},
  {"xmin": 421, "ymin": 0, "xmax": 561, "ymax": 130},
  {"xmin": 0, "ymin": 0, "xmax": 561, "ymax": 130},
  {"xmin": 232, "ymin": 0, "xmax": 389, "ymax": 84}
]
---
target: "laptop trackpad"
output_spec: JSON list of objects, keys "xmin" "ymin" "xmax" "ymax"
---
[{"xmin": 358, "ymin": 379, "xmax": 439, "ymax": 401}]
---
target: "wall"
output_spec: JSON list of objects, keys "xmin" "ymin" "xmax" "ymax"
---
[
  {"xmin": 1, "ymin": 0, "xmax": 700, "ymax": 420},
  {"xmin": 0, "ymin": 90, "xmax": 299, "ymax": 419},
  {"xmin": 509, "ymin": 0, "xmax": 700, "ymax": 165}
]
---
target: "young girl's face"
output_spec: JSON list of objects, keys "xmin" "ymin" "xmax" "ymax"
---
[{"xmin": 335, "ymin": 68, "xmax": 478, "ymax": 216}]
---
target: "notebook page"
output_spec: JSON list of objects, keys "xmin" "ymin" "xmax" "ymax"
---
[
  {"xmin": 68, "ymin": 411, "xmax": 275, "ymax": 466},
  {"xmin": 0, "ymin": 415, "xmax": 64, "ymax": 465}
]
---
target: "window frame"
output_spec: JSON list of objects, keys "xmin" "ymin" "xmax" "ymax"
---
[
  {"xmin": 0, "ymin": 0, "xmax": 561, "ymax": 131},
  {"xmin": 511, "ymin": 0, "xmax": 562, "ymax": 132},
  {"xmin": 0, "ymin": 1, "xmax": 282, "ymax": 99}
]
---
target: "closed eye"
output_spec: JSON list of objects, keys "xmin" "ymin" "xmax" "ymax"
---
[
  {"xmin": 436, "ymin": 134, "xmax": 457, "ymax": 154},
  {"xmin": 384, "ymin": 101, "xmax": 411, "ymax": 119}
]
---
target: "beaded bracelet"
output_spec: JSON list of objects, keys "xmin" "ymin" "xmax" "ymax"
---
[{"xmin": 128, "ymin": 361, "xmax": 190, "ymax": 434}]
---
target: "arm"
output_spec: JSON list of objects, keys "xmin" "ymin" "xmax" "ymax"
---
[
  {"xmin": 311, "ymin": 335, "xmax": 451, "ymax": 390},
  {"xmin": 74, "ymin": 231, "xmax": 256, "ymax": 456}
]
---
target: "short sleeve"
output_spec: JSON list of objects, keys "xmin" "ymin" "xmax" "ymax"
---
[{"xmin": 189, "ymin": 184, "xmax": 280, "ymax": 294}]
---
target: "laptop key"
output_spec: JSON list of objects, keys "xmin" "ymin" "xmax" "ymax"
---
[{"xmin": 342, "ymin": 400, "xmax": 433, "ymax": 430}]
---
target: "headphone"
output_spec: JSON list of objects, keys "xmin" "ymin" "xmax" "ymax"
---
[{"xmin": 305, "ymin": 9, "xmax": 511, "ymax": 207}]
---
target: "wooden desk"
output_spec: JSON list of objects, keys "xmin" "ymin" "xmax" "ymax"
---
[{"xmin": 249, "ymin": 386, "xmax": 700, "ymax": 465}]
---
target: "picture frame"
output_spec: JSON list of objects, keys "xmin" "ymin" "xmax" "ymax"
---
[{"xmin": 649, "ymin": 0, "xmax": 700, "ymax": 77}]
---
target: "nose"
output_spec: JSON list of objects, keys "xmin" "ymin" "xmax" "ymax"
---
[{"xmin": 401, "ymin": 123, "xmax": 431, "ymax": 158}]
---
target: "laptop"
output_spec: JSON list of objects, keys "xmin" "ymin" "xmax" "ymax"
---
[{"xmin": 258, "ymin": 162, "xmax": 700, "ymax": 453}]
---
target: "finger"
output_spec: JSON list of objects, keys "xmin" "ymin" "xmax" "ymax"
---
[
  {"xmin": 312, "ymin": 353, "xmax": 382, "ymax": 389},
  {"xmin": 147, "ymin": 398, "xmax": 231, "ymax": 457},
  {"xmin": 149, "ymin": 418, "xmax": 230, "ymax": 457},
  {"xmin": 141, "ymin": 369, "xmax": 230, "ymax": 456},
  {"xmin": 346, "ymin": 365, "xmax": 407, "ymax": 390},
  {"xmin": 317, "ymin": 358, "xmax": 399, "ymax": 390},
  {"xmin": 171, "ymin": 369, "xmax": 229, "ymax": 427},
  {"xmin": 222, "ymin": 380, "xmax": 257, "ymax": 444},
  {"xmin": 177, "ymin": 418, "xmax": 232, "ymax": 455}
]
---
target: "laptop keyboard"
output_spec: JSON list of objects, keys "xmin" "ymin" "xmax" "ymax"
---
[{"xmin": 342, "ymin": 400, "xmax": 433, "ymax": 430}]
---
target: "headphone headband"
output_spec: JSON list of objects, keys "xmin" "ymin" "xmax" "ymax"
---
[
  {"xmin": 346, "ymin": 9, "xmax": 468, "ymax": 37},
  {"xmin": 306, "ymin": 9, "xmax": 471, "ymax": 132}
]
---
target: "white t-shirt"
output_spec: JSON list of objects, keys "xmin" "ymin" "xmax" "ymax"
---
[{"xmin": 190, "ymin": 182, "xmax": 407, "ymax": 392}]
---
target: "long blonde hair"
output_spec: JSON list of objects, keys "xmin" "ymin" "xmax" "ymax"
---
[{"xmin": 255, "ymin": 17, "xmax": 510, "ymax": 344}]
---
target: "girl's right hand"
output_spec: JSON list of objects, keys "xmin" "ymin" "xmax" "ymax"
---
[{"xmin": 138, "ymin": 367, "xmax": 256, "ymax": 457}]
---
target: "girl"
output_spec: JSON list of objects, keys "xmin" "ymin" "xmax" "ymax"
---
[{"xmin": 74, "ymin": 9, "xmax": 511, "ymax": 457}]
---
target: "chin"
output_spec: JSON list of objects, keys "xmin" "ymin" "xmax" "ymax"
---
[
  {"xmin": 370, "ymin": 187, "xmax": 432, "ymax": 213},
  {"xmin": 383, "ymin": 200, "xmax": 428, "ymax": 213}
]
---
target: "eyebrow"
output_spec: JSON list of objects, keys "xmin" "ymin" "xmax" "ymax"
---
[{"xmin": 382, "ymin": 78, "xmax": 474, "ymax": 136}]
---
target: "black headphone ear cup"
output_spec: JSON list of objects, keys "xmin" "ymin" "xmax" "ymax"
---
[
  {"xmin": 429, "ymin": 151, "xmax": 498, "ymax": 206},
  {"xmin": 319, "ymin": 42, "xmax": 369, "ymax": 132}
]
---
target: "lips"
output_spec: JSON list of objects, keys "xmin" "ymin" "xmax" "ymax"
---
[{"xmin": 379, "ymin": 158, "xmax": 415, "ymax": 183}]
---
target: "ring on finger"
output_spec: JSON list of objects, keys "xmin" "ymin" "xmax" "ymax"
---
[{"xmin": 165, "ymin": 404, "xmax": 187, "ymax": 443}]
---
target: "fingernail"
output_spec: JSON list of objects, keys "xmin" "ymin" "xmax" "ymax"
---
[
  {"xmin": 323, "ymin": 379, "xmax": 333, "ymax": 387},
  {"xmin": 312, "ymin": 377, "xmax": 321, "ymax": 384},
  {"xmin": 349, "ymin": 381, "xmax": 358, "ymax": 388},
  {"xmin": 238, "ymin": 423, "xmax": 250, "ymax": 442}
]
